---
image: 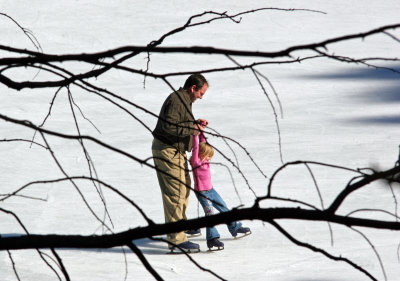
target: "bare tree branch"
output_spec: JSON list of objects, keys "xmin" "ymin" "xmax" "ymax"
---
[
  {"xmin": 269, "ymin": 220, "xmax": 378, "ymax": 281},
  {"xmin": 0, "ymin": 13, "xmax": 42, "ymax": 51},
  {"xmin": 350, "ymin": 227, "xmax": 387, "ymax": 281},
  {"xmin": 7, "ymin": 250, "xmax": 21, "ymax": 281},
  {"xmin": 2, "ymin": 205, "xmax": 400, "ymax": 251},
  {"xmin": 127, "ymin": 242, "xmax": 163, "ymax": 281},
  {"xmin": 2, "ymin": 7, "xmax": 400, "ymax": 281},
  {"xmin": 149, "ymin": 237, "xmax": 227, "ymax": 281},
  {"xmin": 1, "ymin": 23, "xmax": 400, "ymax": 90},
  {"xmin": 50, "ymin": 248, "xmax": 71, "ymax": 281}
]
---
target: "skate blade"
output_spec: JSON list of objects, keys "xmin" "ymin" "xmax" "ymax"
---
[
  {"xmin": 207, "ymin": 246, "xmax": 224, "ymax": 252},
  {"xmin": 186, "ymin": 233, "xmax": 202, "ymax": 238},
  {"xmin": 168, "ymin": 248, "xmax": 201, "ymax": 254},
  {"xmin": 233, "ymin": 231, "xmax": 252, "ymax": 239}
]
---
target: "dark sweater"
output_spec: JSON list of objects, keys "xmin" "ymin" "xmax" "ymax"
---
[{"xmin": 152, "ymin": 88, "xmax": 195, "ymax": 152}]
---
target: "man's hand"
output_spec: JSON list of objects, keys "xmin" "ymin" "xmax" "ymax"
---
[
  {"xmin": 193, "ymin": 119, "xmax": 208, "ymax": 135},
  {"xmin": 193, "ymin": 124, "xmax": 201, "ymax": 135}
]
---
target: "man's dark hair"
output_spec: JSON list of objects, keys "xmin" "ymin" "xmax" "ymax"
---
[{"xmin": 183, "ymin": 74, "xmax": 208, "ymax": 90}]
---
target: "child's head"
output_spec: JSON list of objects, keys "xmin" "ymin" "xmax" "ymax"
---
[{"xmin": 199, "ymin": 142, "xmax": 214, "ymax": 161}]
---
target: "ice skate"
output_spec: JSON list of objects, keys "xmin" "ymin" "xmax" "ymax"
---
[
  {"xmin": 169, "ymin": 241, "xmax": 200, "ymax": 254},
  {"xmin": 232, "ymin": 227, "xmax": 251, "ymax": 239},
  {"xmin": 207, "ymin": 238, "xmax": 224, "ymax": 251}
]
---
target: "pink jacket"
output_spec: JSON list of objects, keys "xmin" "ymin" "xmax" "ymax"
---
[{"xmin": 190, "ymin": 133, "xmax": 213, "ymax": 191}]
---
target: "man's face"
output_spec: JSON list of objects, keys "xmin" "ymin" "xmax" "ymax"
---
[{"xmin": 189, "ymin": 83, "xmax": 208, "ymax": 103}]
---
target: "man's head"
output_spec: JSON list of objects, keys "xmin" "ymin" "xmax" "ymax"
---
[{"xmin": 184, "ymin": 74, "xmax": 208, "ymax": 103}]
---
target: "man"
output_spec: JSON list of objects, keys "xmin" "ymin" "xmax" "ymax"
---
[{"xmin": 152, "ymin": 74, "xmax": 208, "ymax": 252}]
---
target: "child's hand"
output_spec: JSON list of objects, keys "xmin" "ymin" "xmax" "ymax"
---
[
  {"xmin": 197, "ymin": 119, "xmax": 208, "ymax": 127},
  {"xmin": 193, "ymin": 119, "xmax": 208, "ymax": 135}
]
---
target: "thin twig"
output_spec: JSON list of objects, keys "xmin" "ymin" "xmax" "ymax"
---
[
  {"xmin": 7, "ymin": 250, "xmax": 21, "ymax": 281},
  {"xmin": 150, "ymin": 237, "xmax": 227, "ymax": 280},
  {"xmin": 210, "ymin": 161, "xmax": 242, "ymax": 204},
  {"xmin": 0, "ymin": 138, "xmax": 48, "ymax": 150},
  {"xmin": 67, "ymin": 88, "xmax": 114, "ymax": 230},
  {"xmin": 350, "ymin": 227, "xmax": 387, "ymax": 281},
  {"xmin": 51, "ymin": 249, "xmax": 71, "ymax": 281},
  {"xmin": 304, "ymin": 163, "xmax": 334, "ymax": 246},
  {"xmin": 0, "ymin": 13, "xmax": 42, "ymax": 51},
  {"xmin": 127, "ymin": 242, "xmax": 163, "ymax": 281},
  {"xmin": 39, "ymin": 132, "xmax": 113, "ymax": 232},
  {"xmin": 269, "ymin": 220, "xmax": 377, "ymax": 281}
]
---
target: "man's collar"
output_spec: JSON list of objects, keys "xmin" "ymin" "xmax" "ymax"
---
[{"xmin": 177, "ymin": 87, "xmax": 192, "ymax": 104}]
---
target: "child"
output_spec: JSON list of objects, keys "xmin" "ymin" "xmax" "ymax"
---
[{"xmin": 190, "ymin": 131, "xmax": 251, "ymax": 250}]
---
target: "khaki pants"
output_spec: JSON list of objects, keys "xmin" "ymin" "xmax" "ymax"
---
[{"xmin": 152, "ymin": 138, "xmax": 191, "ymax": 245}]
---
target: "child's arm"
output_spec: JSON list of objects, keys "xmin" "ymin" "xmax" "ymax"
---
[
  {"xmin": 191, "ymin": 134, "xmax": 201, "ymax": 166},
  {"xmin": 199, "ymin": 131, "xmax": 206, "ymax": 143}
]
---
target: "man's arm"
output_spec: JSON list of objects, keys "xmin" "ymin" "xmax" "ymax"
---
[{"xmin": 160, "ymin": 95, "xmax": 195, "ymax": 138}]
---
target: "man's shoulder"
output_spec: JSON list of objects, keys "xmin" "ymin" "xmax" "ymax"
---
[
  {"xmin": 168, "ymin": 88, "xmax": 190, "ymax": 104},
  {"xmin": 171, "ymin": 87, "xmax": 186, "ymax": 97}
]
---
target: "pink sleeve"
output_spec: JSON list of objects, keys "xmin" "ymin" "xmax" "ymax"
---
[
  {"xmin": 199, "ymin": 132, "xmax": 206, "ymax": 143},
  {"xmin": 190, "ymin": 135, "xmax": 201, "ymax": 166}
]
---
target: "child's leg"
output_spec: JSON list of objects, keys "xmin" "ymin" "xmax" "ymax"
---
[
  {"xmin": 208, "ymin": 189, "xmax": 242, "ymax": 235},
  {"xmin": 195, "ymin": 191, "xmax": 220, "ymax": 240}
]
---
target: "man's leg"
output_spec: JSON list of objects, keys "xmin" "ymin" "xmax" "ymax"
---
[
  {"xmin": 182, "ymin": 157, "xmax": 191, "ymax": 221},
  {"xmin": 152, "ymin": 139, "xmax": 189, "ymax": 245}
]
